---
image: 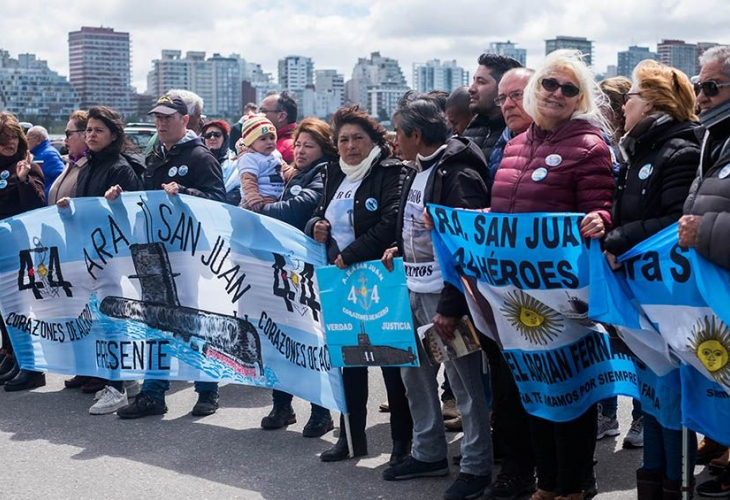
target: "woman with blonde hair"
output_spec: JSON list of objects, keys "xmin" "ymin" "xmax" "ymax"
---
[
  {"xmin": 491, "ymin": 49, "xmax": 615, "ymax": 500},
  {"xmin": 603, "ymin": 59, "xmax": 700, "ymax": 499}
]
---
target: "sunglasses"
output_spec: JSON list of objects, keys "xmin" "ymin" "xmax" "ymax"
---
[
  {"xmin": 540, "ymin": 78, "xmax": 581, "ymax": 98},
  {"xmin": 622, "ymin": 92, "xmax": 642, "ymax": 105},
  {"xmin": 203, "ymin": 131, "xmax": 223, "ymax": 139},
  {"xmin": 694, "ymin": 80, "xmax": 730, "ymax": 97},
  {"xmin": 65, "ymin": 129, "xmax": 85, "ymax": 138}
]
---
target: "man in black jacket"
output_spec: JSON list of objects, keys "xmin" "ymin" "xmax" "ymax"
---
[
  {"xmin": 381, "ymin": 93, "xmax": 493, "ymax": 500},
  {"xmin": 108, "ymin": 93, "xmax": 226, "ymax": 420},
  {"xmin": 462, "ymin": 54, "xmax": 522, "ymax": 164}
]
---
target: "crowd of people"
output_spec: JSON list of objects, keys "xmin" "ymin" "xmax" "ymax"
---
[{"xmin": 1, "ymin": 44, "xmax": 730, "ymax": 499}]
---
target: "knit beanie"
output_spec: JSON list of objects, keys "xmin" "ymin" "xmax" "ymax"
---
[{"xmin": 241, "ymin": 115, "xmax": 277, "ymax": 147}]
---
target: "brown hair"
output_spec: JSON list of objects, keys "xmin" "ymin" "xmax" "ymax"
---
[
  {"xmin": 87, "ymin": 106, "xmax": 126, "ymax": 154},
  {"xmin": 599, "ymin": 77, "xmax": 632, "ymax": 143},
  {"xmin": 294, "ymin": 117, "xmax": 337, "ymax": 160},
  {"xmin": 633, "ymin": 60, "xmax": 697, "ymax": 123},
  {"xmin": 0, "ymin": 111, "xmax": 28, "ymax": 159},
  {"xmin": 331, "ymin": 105, "xmax": 389, "ymax": 152},
  {"xmin": 69, "ymin": 110, "xmax": 89, "ymax": 131}
]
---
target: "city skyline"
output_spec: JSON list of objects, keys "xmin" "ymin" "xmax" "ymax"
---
[{"xmin": 0, "ymin": 0, "xmax": 726, "ymax": 93}]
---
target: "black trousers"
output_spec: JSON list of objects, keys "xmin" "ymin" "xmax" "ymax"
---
[
  {"xmin": 529, "ymin": 404, "xmax": 597, "ymax": 495},
  {"xmin": 485, "ymin": 338, "xmax": 535, "ymax": 477},
  {"xmin": 340, "ymin": 365, "xmax": 413, "ymax": 443},
  {"xmin": 1, "ymin": 314, "xmax": 11, "ymax": 353},
  {"xmin": 271, "ymin": 389, "xmax": 329, "ymax": 415}
]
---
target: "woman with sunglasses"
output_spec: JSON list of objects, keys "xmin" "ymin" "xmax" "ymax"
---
[
  {"xmin": 491, "ymin": 49, "xmax": 615, "ymax": 500},
  {"xmin": 201, "ymin": 120, "xmax": 239, "ymax": 206},
  {"xmin": 48, "ymin": 110, "xmax": 88, "ymax": 206},
  {"xmin": 604, "ymin": 60, "xmax": 700, "ymax": 499}
]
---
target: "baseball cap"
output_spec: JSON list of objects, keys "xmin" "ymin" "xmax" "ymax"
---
[{"xmin": 148, "ymin": 94, "xmax": 188, "ymax": 116}]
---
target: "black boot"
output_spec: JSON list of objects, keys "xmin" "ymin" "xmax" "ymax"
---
[
  {"xmin": 302, "ymin": 407, "xmax": 334, "ymax": 438},
  {"xmin": 320, "ymin": 433, "xmax": 368, "ymax": 462},
  {"xmin": 0, "ymin": 361, "xmax": 20, "ymax": 386},
  {"xmin": 661, "ymin": 478, "xmax": 683, "ymax": 500},
  {"xmin": 4, "ymin": 370, "xmax": 46, "ymax": 392},
  {"xmin": 636, "ymin": 468, "xmax": 662, "ymax": 500},
  {"xmin": 261, "ymin": 404, "xmax": 296, "ymax": 429},
  {"xmin": 389, "ymin": 440, "xmax": 411, "ymax": 466}
]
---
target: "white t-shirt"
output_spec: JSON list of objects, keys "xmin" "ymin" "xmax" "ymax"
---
[
  {"xmin": 402, "ymin": 166, "xmax": 443, "ymax": 293},
  {"xmin": 324, "ymin": 177, "xmax": 363, "ymax": 255}
]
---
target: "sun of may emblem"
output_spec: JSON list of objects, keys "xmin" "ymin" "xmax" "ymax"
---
[
  {"xmin": 687, "ymin": 315, "xmax": 730, "ymax": 386},
  {"xmin": 500, "ymin": 290, "xmax": 562, "ymax": 345}
]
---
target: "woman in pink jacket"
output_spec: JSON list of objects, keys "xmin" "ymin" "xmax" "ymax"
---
[{"xmin": 490, "ymin": 49, "xmax": 615, "ymax": 500}]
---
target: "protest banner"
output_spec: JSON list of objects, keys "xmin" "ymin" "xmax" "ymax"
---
[
  {"xmin": 429, "ymin": 206, "xmax": 640, "ymax": 422},
  {"xmin": 316, "ymin": 258, "xmax": 418, "ymax": 368},
  {"xmin": 0, "ymin": 192, "xmax": 347, "ymax": 412}
]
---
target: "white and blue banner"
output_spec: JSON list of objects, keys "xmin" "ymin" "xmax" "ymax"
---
[
  {"xmin": 591, "ymin": 224, "xmax": 730, "ymax": 443},
  {"xmin": 429, "ymin": 206, "xmax": 640, "ymax": 422},
  {"xmin": 0, "ymin": 192, "xmax": 346, "ymax": 412},
  {"xmin": 316, "ymin": 258, "xmax": 418, "ymax": 368}
]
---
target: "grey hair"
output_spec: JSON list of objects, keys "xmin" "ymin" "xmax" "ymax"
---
[
  {"xmin": 27, "ymin": 125, "xmax": 49, "ymax": 139},
  {"xmin": 394, "ymin": 91, "xmax": 449, "ymax": 146},
  {"xmin": 699, "ymin": 46, "xmax": 730, "ymax": 77},
  {"xmin": 501, "ymin": 67, "xmax": 536, "ymax": 83},
  {"xmin": 168, "ymin": 89, "xmax": 204, "ymax": 117},
  {"xmin": 522, "ymin": 49, "xmax": 612, "ymax": 135}
]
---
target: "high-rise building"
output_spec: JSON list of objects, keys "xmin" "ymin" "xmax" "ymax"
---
[
  {"xmin": 208, "ymin": 53, "xmax": 241, "ymax": 117},
  {"xmin": 545, "ymin": 36, "xmax": 593, "ymax": 66},
  {"xmin": 412, "ymin": 59, "xmax": 469, "ymax": 93},
  {"xmin": 278, "ymin": 56, "xmax": 314, "ymax": 105},
  {"xmin": 314, "ymin": 69, "xmax": 344, "ymax": 118},
  {"xmin": 658, "ymin": 39, "xmax": 698, "ymax": 78},
  {"xmin": 0, "ymin": 50, "xmax": 78, "ymax": 122},
  {"xmin": 487, "ymin": 41, "xmax": 527, "ymax": 67},
  {"xmin": 346, "ymin": 52, "xmax": 409, "ymax": 119},
  {"xmin": 68, "ymin": 26, "xmax": 132, "ymax": 115},
  {"xmin": 617, "ymin": 45, "xmax": 659, "ymax": 77}
]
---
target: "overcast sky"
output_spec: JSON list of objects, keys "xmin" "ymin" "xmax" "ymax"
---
[{"xmin": 1, "ymin": 0, "xmax": 726, "ymax": 92}]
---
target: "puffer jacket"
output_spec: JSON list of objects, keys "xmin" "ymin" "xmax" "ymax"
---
[
  {"xmin": 76, "ymin": 148, "xmax": 144, "ymax": 197},
  {"xmin": 604, "ymin": 118, "xmax": 700, "ymax": 256},
  {"xmin": 260, "ymin": 158, "xmax": 327, "ymax": 231},
  {"xmin": 683, "ymin": 113, "xmax": 730, "ymax": 269},
  {"xmin": 306, "ymin": 150, "xmax": 404, "ymax": 266},
  {"xmin": 0, "ymin": 154, "xmax": 45, "ymax": 219},
  {"xmin": 145, "ymin": 133, "xmax": 225, "ymax": 201},
  {"xmin": 462, "ymin": 113, "xmax": 505, "ymax": 166},
  {"xmin": 491, "ymin": 119, "xmax": 614, "ymax": 224}
]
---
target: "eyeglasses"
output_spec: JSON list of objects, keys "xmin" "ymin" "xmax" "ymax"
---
[
  {"xmin": 494, "ymin": 90, "xmax": 524, "ymax": 107},
  {"xmin": 259, "ymin": 108, "xmax": 281, "ymax": 114},
  {"xmin": 540, "ymin": 78, "xmax": 581, "ymax": 98},
  {"xmin": 64, "ymin": 129, "xmax": 85, "ymax": 138},
  {"xmin": 694, "ymin": 80, "xmax": 730, "ymax": 97},
  {"xmin": 622, "ymin": 92, "xmax": 642, "ymax": 105},
  {"xmin": 203, "ymin": 131, "xmax": 223, "ymax": 139}
]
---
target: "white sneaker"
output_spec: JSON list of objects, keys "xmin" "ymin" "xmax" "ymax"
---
[
  {"xmin": 124, "ymin": 380, "xmax": 141, "ymax": 398},
  {"xmin": 89, "ymin": 386, "xmax": 128, "ymax": 415},
  {"xmin": 623, "ymin": 417, "xmax": 644, "ymax": 448}
]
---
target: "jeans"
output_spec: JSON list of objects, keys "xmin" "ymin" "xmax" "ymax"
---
[
  {"xmin": 142, "ymin": 379, "xmax": 218, "ymax": 403},
  {"xmin": 401, "ymin": 291, "xmax": 493, "ymax": 476},
  {"xmin": 599, "ymin": 396, "xmax": 642, "ymax": 421},
  {"xmin": 272, "ymin": 389, "xmax": 330, "ymax": 417},
  {"xmin": 642, "ymin": 413, "xmax": 697, "ymax": 482}
]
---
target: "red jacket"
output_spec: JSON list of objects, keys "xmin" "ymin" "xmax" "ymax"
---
[
  {"xmin": 491, "ymin": 119, "xmax": 614, "ymax": 226},
  {"xmin": 276, "ymin": 122, "xmax": 296, "ymax": 164}
]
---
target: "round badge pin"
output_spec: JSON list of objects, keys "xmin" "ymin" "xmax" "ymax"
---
[
  {"xmin": 178, "ymin": 165, "xmax": 189, "ymax": 177},
  {"xmin": 168, "ymin": 166, "xmax": 178, "ymax": 177},
  {"xmin": 290, "ymin": 185, "xmax": 303, "ymax": 196},
  {"xmin": 720, "ymin": 164, "xmax": 730, "ymax": 179},
  {"xmin": 545, "ymin": 154, "xmax": 563, "ymax": 167},
  {"xmin": 0, "ymin": 170, "xmax": 9, "ymax": 180},
  {"xmin": 365, "ymin": 198, "xmax": 378, "ymax": 211},
  {"xmin": 0, "ymin": 179, "xmax": 7, "ymax": 190},
  {"xmin": 532, "ymin": 167, "xmax": 548, "ymax": 182},
  {"xmin": 638, "ymin": 164, "xmax": 654, "ymax": 180}
]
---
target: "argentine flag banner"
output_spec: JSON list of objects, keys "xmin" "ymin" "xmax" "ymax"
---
[
  {"xmin": 0, "ymin": 192, "xmax": 346, "ymax": 412},
  {"xmin": 603, "ymin": 224, "xmax": 730, "ymax": 443},
  {"xmin": 429, "ymin": 206, "xmax": 640, "ymax": 422}
]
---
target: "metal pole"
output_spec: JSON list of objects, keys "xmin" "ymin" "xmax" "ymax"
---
[
  {"xmin": 681, "ymin": 426, "xmax": 690, "ymax": 500},
  {"xmin": 343, "ymin": 412, "xmax": 354, "ymax": 459}
]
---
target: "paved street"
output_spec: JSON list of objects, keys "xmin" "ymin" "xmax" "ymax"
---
[{"xmin": 0, "ymin": 374, "xmax": 713, "ymax": 499}]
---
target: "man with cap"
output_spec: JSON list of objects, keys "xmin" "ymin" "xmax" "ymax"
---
[{"xmin": 107, "ymin": 93, "xmax": 226, "ymax": 419}]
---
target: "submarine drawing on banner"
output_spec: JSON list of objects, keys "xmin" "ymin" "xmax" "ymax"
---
[
  {"xmin": 98, "ymin": 199, "xmax": 263, "ymax": 377},
  {"xmin": 341, "ymin": 322, "xmax": 417, "ymax": 366}
]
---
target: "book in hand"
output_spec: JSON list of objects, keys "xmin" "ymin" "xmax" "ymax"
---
[{"xmin": 417, "ymin": 316, "xmax": 480, "ymax": 364}]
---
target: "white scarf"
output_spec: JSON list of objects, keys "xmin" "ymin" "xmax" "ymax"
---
[{"xmin": 339, "ymin": 145, "xmax": 382, "ymax": 182}]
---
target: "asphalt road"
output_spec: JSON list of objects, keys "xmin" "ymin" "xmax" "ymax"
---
[{"xmin": 0, "ymin": 374, "xmax": 714, "ymax": 499}]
